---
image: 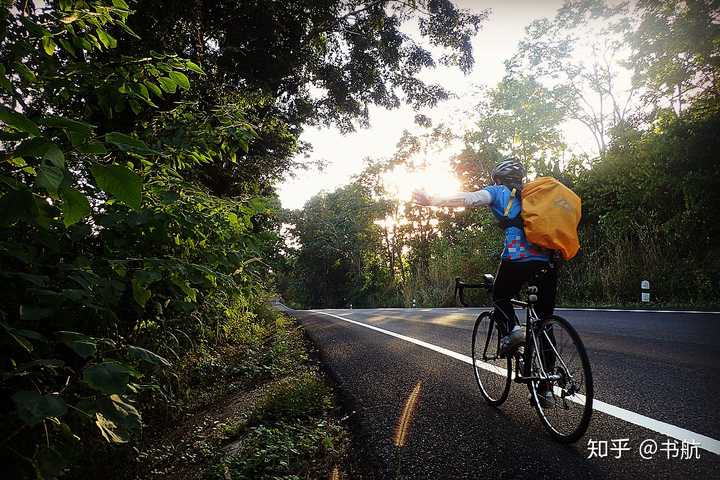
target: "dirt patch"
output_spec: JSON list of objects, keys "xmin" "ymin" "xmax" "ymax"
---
[{"xmin": 133, "ymin": 377, "xmax": 288, "ymax": 480}]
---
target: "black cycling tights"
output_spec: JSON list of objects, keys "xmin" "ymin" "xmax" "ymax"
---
[{"xmin": 492, "ymin": 259, "xmax": 558, "ymax": 333}]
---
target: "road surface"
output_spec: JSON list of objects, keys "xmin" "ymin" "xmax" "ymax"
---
[{"xmin": 289, "ymin": 306, "xmax": 720, "ymax": 479}]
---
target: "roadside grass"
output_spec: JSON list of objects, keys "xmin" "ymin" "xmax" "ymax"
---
[
  {"xmin": 213, "ymin": 370, "xmax": 348, "ymax": 479},
  {"xmin": 83, "ymin": 300, "xmax": 350, "ymax": 480}
]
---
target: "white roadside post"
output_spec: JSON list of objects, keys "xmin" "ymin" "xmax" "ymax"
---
[{"xmin": 641, "ymin": 280, "xmax": 650, "ymax": 303}]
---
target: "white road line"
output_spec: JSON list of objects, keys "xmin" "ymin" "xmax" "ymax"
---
[
  {"xmin": 555, "ymin": 308, "xmax": 720, "ymax": 315},
  {"xmin": 310, "ymin": 310, "xmax": 720, "ymax": 455},
  {"xmin": 323, "ymin": 307, "xmax": 720, "ymax": 315}
]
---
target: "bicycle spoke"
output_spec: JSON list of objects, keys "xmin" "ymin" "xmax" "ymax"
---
[
  {"xmin": 530, "ymin": 316, "xmax": 593, "ymax": 442},
  {"xmin": 472, "ymin": 313, "xmax": 512, "ymax": 405}
]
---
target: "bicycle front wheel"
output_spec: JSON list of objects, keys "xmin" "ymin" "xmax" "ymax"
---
[
  {"xmin": 529, "ymin": 315, "xmax": 593, "ymax": 443},
  {"xmin": 471, "ymin": 311, "xmax": 512, "ymax": 406}
]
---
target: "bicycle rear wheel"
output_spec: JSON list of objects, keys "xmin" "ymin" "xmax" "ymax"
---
[
  {"xmin": 471, "ymin": 311, "xmax": 512, "ymax": 406},
  {"xmin": 529, "ymin": 315, "xmax": 593, "ymax": 443}
]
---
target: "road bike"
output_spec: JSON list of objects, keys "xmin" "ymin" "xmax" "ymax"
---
[{"xmin": 455, "ymin": 271, "xmax": 593, "ymax": 443}]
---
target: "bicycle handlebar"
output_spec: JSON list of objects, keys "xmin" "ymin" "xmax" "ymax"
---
[{"xmin": 454, "ymin": 276, "xmax": 492, "ymax": 307}]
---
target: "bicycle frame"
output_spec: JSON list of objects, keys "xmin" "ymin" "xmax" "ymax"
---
[
  {"xmin": 456, "ymin": 278, "xmax": 564, "ymax": 385},
  {"xmin": 461, "ymin": 275, "xmax": 594, "ymax": 442}
]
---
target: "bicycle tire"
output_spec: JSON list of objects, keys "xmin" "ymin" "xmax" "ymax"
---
[
  {"xmin": 471, "ymin": 311, "xmax": 512, "ymax": 406},
  {"xmin": 529, "ymin": 315, "xmax": 593, "ymax": 443}
]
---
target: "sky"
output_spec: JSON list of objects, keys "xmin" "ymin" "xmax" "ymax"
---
[{"xmin": 277, "ymin": 0, "xmax": 586, "ymax": 210}]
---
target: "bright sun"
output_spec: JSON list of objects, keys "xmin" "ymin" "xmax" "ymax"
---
[{"xmin": 382, "ymin": 156, "xmax": 462, "ymax": 203}]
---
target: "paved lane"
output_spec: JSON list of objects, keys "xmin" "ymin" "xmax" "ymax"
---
[{"xmin": 291, "ymin": 307, "xmax": 720, "ymax": 479}]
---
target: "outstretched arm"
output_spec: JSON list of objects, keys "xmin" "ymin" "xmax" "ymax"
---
[{"xmin": 413, "ymin": 190, "xmax": 491, "ymax": 208}]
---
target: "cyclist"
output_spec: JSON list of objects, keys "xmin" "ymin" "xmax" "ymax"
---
[{"xmin": 413, "ymin": 158, "xmax": 557, "ymax": 406}]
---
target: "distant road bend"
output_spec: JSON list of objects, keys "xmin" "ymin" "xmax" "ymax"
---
[{"xmin": 288, "ymin": 306, "xmax": 720, "ymax": 479}]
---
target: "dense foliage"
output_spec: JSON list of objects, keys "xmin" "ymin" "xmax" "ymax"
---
[
  {"xmin": 282, "ymin": 0, "xmax": 720, "ymax": 309},
  {"xmin": 0, "ymin": 0, "xmax": 484, "ymax": 478}
]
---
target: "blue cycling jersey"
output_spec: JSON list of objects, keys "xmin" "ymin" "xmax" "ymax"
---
[{"xmin": 483, "ymin": 184, "xmax": 550, "ymax": 262}]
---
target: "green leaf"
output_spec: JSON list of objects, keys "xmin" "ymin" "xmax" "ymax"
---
[
  {"xmin": 168, "ymin": 71, "xmax": 190, "ymax": 90},
  {"xmin": 36, "ymin": 164, "xmax": 65, "ymax": 194},
  {"xmin": 42, "ymin": 35, "xmax": 57, "ymax": 56},
  {"xmin": 58, "ymin": 38, "xmax": 77, "ymax": 57},
  {"xmin": 75, "ymin": 142, "xmax": 107, "ymax": 155},
  {"xmin": 56, "ymin": 331, "xmax": 97, "ymax": 358},
  {"xmin": 184, "ymin": 60, "xmax": 204, "ymax": 75},
  {"xmin": 0, "ymin": 106, "xmax": 41, "ymax": 137},
  {"xmin": 131, "ymin": 278, "xmax": 151, "ymax": 307},
  {"xmin": 42, "ymin": 116, "xmax": 94, "ymax": 133},
  {"xmin": 134, "ymin": 82, "xmax": 149, "ymax": 100},
  {"xmin": 12, "ymin": 391, "xmax": 67, "ymax": 426},
  {"xmin": 13, "ymin": 62, "xmax": 37, "ymax": 82},
  {"xmin": 143, "ymin": 80, "xmax": 163, "ymax": 99},
  {"xmin": 15, "ymin": 138, "xmax": 65, "ymax": 168},
  {"xmin": 0, "ymin": 64, "xmax": 12, "ymax": 91},
  {"xmin": 41, "ymin": 116, "xmax": 93, "ymax": 145},
  {"xmin": 59, "ymin": 187, "xmax": 90, "ymax": 226},
  {"xmin": 20, "ymin": 305, "xmax": 54, "ymax": 320},
  {"xmin": 128, "ymin": 98, "xmax": 142, "ymax": 115},
  {"xmin": 83, "ymin": 361, "xmax": 133, "ymax": 394},
  {"xmin": 104, "ymin": 131, "xmax": 155, "ymax": 154},
  {"xmin": 20, "ymin": 359, "xmax": 65, "ymax": 370},
  {"xmin": 127, "ymin": 345, "xmax": 171, "ymax": 366},
  {"xmin": 96, "ymin": 28, "xmax": 117, "ymax": 49},
  {"xmin": 112, "ymin": 0, "xmax": 129, "ymax": 8},
  {"xmin": 91, "ymin": 164, "xmax": 142, "ymax": 209},
  {"xmin": 157, "ymin": 77, "xmax": 177, "ymax": 94},
  {"xmin": 1, "ymin": 321, "xmax": 47, "ymax": 353},
  {"xmin": 0, "ymin": 188, "xmax": 39, "ymax": 227}
]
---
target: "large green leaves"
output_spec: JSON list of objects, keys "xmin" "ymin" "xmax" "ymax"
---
[
  {"xmin": 168, "ymin": 71, "xmax": 190, "ymax": 90},
  {"xmin": 157, "ymin": 76, "xmax": 177, "ymax": 93},
  {"xmin": 36, "ymin": 164, "xmax": 65, "ymax": 194},
  {"xmin": 59, "ymin": 187, "xmax": 91, "ymax": 226},
  {"xmin": 127, "ymin": 345, "xmax": 171, "ymax": 366},
  {"xmin": 0, "ymin": 106, "xmax": 40, "ymax": 136},
  {"xmin": 56, "ymin": 331, "xmax": 97, "ymax": 359},
  {"xmin": 1, "ymin": 321, "xmax": 46, "ymax": 353},
  {"xmin": 91, "ymin": 164, "xmax": 142, "ymax": 209},
  {"xmin": 105, "ymin": 131, "xmax": 156, "ymax": 154},
  {"xmin": 15, "ymin": 137, "xmax": 65, "ymax": 167},
  {"xmin": 83, "ymin": 361, "xmax": 134, "ymax": 394},
  {"xmin": 12, "ymin": 391, "xmax": 67, "ymax": 426},
  {"xmin": 42, "ymin": 116, "xmax": 93, "ymax": 145}
]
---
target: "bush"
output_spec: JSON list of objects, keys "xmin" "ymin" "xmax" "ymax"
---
[
  {"xmin": 217, "ymin": 420, "xmax": 346, "ymax": 480},
  {"xmin": 251, "ymin": 370, "xmax": 333, "ymax": 424}
]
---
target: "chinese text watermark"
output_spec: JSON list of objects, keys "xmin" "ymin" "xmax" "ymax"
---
[{"xmin": 587, "ymin": 438, "xmax": 701, "ymax": 460}]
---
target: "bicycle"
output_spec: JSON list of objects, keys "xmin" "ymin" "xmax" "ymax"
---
[{"xmin": 454, "ymin": 271, "xmax": 594, "ymax": 443}]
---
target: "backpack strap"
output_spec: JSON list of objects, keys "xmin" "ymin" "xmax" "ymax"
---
[
  {"xmin": 503, "ymin": 188, "xmax": 516, "ymax": 217},
  {"xmin": 497, "ymin": 187, "xmax": 524, "ymax": 230}
]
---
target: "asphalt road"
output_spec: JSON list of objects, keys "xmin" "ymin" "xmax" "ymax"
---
[{"xmin": 289, "ymin": 306, "xmax": 720, "ymax": 479}]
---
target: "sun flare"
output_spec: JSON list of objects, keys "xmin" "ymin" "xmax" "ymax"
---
[{"xmin": 382, "ymin": 158, "xmax": 462, "ymax": 203}]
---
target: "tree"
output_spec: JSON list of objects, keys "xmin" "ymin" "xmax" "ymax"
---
[
  {"xmin": 508, "ymin": 0, "xmax": 637, "ymax": 155},
  {"xmin": 628, "ymin": 0, "xmax": 720, "ymax": 115},
  {"xmin": 124, "ymin": 0, "xmax": 488, "ymax": 131},
  {"xmin": 0, "ymin": 2, "xmax": 276, "ymax": 477},
  {"xmin": 461, "ymin": 75, "xmax": 567, "ymax": 176},
  {"xmin": 283, "ymin": 183, "xmax": 390, "ymax": 308}
]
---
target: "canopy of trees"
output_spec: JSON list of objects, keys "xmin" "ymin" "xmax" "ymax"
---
[
  {"xmin": 0, "ymin": 0, "xmax": 484, "ymax": 477},
  {"xmin": 281, "ymin": 0, "xmax": 720, "ymax": 310}
]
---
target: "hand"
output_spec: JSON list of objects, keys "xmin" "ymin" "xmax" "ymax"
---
[{"xmin": 412, "ymin": 190, "xmax": 432, "ymax": 206}]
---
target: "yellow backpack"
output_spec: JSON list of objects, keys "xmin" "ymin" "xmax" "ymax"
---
[{"xmin": 503, "ymin": 177, "xmax": 582, "ymax": 260}]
